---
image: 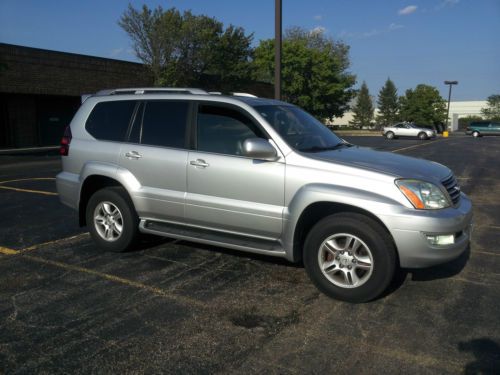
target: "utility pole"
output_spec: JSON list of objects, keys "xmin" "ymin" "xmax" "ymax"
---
[
  {"xmin": 275, "ymin": 0, "xmax": 282, "ymax": 100},
  {"xmin": 444, "ymin": 80, "xmax": 458, "ymax": 131}
]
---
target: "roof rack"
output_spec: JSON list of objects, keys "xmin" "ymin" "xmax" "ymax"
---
[
  {"xmin": 96, "ymin": 88, "xmax": 209, "ymax": 96},
  {"xmin": 231, "ymin": 92, "xmax": 258, "ymax": 98}
]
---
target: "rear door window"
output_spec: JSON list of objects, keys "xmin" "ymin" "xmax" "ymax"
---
[
  {"xmin": 85, "ymin": 101, "xmax": 136, "ymax": 142},
  {"xmin": 140, "ymin": 101, "xmax": 189, "ymax": 148}
]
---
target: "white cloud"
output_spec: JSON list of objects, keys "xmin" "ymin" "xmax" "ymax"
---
[
  {"xmin": 398, "ymin": 5, "xmax": 418, "ymax": 15},
  {"xmin": 339, "ymin": 23, "xmax": 404, "ymax": 39},
  {"xmin": 314, "ymin": 15, "xmax": 323, "ymax": 20},
  {"xmin": 310, "ymin": 26, "xmax": 326, "ymax": 35},
  {"xmin": 436, "ymin": 0, "xmax": 460, "ymax": 10},
  {"xmin": 389, "ymin": 23, "xmax": 404, "ymax": 31},
  {"xmin": 109, "ymin": 48, "xmax": 124, "ymax": 57}
]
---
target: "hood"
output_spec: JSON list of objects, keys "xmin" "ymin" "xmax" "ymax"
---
[{"xmin": 305, "ymin": 145, "xmax": 451, "ymax": 182}]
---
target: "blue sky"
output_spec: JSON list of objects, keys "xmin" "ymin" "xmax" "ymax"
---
[{"xmin": 1, "ymin": 0, "xmax": 499, "ymax": 101}]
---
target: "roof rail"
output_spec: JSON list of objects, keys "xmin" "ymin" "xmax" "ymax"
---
[
  {"xmin": 231, "ymin": 92, "xmax": 258, "ymax": 98},
  {"xmin": 95, "ymin": 88, "xmax": 209, "ymax": 96}
]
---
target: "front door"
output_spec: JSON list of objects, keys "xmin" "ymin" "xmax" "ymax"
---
[{"xmin": 185, "ymin": 104, "xmax": 285, "ymax": 240}]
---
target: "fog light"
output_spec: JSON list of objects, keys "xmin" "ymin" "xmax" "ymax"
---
[{"xmin": 426, "ymin": 234, "xmax": 455, "ymax": 246}]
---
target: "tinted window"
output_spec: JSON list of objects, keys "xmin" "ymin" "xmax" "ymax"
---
[
  {"xmin": 471, "ymin": 122, "xmax": 488, "ymax": 128},
  {"xmin": 128, "ymin": 102, "xmax": 144, "ymax": 143},
  {"xmin": 86, "ymin": 101, "xmax": 136, "ymax": 141},
  {"xmin": 197, "ymin": 105, "xmax": 264, "ymax": 156},
  {"xmin": 141, "ymin": 101, "xmax": 189, "ymax": 148}
]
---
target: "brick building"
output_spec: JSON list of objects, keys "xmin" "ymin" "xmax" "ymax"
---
[{"xmin": 0, "ymin": 43, "xmax": 153, "ymax": 149}]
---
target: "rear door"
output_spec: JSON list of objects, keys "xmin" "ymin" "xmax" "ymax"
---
[
  {"xmin": 118, "ymin": 100, "xmax": 190, "ymax": 222},
  {"xmin": 185, "ymin": 103, "xmax": 285, "ymax": 240}
]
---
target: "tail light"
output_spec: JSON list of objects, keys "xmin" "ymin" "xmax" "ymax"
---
[{"xmin": 60, "ymin": 126, "xmax": 72, "ymax": 156}]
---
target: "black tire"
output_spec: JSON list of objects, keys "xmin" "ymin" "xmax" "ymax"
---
[
  {"xmin": 86, "ymin": 187, "xmax": 139, "ymax": 252},
  {"xmin": 418, "ymin": 132, "xmax": 428, "ymax": 140},
  {"xmin": 472, "ymin": 131, "xmax": 480, "ymax": 138},
  {"xmin": 303, "ymin": 213, "xmax": 397, "ymax": 303},
  {"xmin": 385, "ymin": 131, "xmax": 395, "ymax": 140}
]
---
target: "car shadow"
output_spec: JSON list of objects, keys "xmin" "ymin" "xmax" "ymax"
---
[
  {"xmin": 378, "ymin": 245, "xmax": 470, "ymax": 300},
  {"xmin": 408, "ymin": 244, "xmax": 470, "ymax": 282}
]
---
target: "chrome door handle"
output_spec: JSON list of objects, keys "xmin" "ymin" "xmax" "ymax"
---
[
  {"xmin": 190, "ymin": 159, "xmax": 209, "ymax": 168},
  {"xmin": 125, "ymin": 151, "xmax": 142, "ymax": 159}
]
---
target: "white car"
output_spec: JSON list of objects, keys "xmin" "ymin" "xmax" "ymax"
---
[{"xmin": 383, "ymin": 123, "xmax": 436, "ymax": 140}]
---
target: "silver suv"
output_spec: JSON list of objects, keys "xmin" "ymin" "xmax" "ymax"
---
[
  {"xmin": 383, "ymin": 122, "xmax": 436, "ymax": 140},
  {"xmin": 56, "ymin": 88, "xmax": 472, "ymax": 303}
]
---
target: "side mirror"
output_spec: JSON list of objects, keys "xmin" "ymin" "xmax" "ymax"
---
[{"xmin": 242, "ymin": 138, "xmax": 278, "ymax": 161}]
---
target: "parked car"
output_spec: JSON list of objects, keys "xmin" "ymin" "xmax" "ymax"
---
[
  {"xmin": 56, "ymin": 88, "xmax": 472, "ymax": 303},
  {"xmin": 466, "ymin": 121, "xmax": 500, "ymax": 137},
  {"xmin": 383, "ymin": 123, "xmax": 436, "ymax": 140}
]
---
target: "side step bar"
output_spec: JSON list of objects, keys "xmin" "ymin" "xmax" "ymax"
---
[{"xmin": 139, "ymin": 219, "xmax": 287, "ymax": 258}]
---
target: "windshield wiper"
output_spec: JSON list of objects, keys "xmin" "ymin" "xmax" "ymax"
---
[{"xmin": 299, "ymin": 143, "xmax": 349, "ymax": 153}]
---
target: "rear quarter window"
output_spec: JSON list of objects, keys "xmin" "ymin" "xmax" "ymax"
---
[{"xmin": 85, "ymin": 101, "xmax": 137, "ymax": 142}]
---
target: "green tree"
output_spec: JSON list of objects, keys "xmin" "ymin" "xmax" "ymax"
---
[
  {"xmin": 399, "ymin": 84, "xmax": 446, "ymax": 125},
  {"xmin": 350, "ymin": 82, "xmax": 374, "ymax": 129},
  {"xmin": 119, "ymin": 5, "xmax": 253, "ymax": 88},
  {"xmin": 376, "ymin": 78, "xmax": 399, "ymax": 128},
  {"xmin": 252, "ymin": 27, "xmax": 356, "ymax": 120},
  {"xmin": 481, "ymin": 94, "xmax": 500, "ymax": 121}
]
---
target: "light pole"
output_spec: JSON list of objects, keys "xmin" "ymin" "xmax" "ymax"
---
[
  {"xmin": 275, "ymin": 0, "xmax": 282, "ymax": 100},
  {"xmin": 444, "ymin": 80, "xmax": 458, "ymax": 131}
]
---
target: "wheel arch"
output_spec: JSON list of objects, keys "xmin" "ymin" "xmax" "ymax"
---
[
  {"xmin": 290, "ymin": 201, "xmax": 398, "ymax": 265},
  {"xmin": 79, "ymin": 175, "xmax": 131, "ymax": 226}
]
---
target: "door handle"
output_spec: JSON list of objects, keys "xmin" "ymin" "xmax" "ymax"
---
[
  {"xmin": 190, "ymin": 159, "xmax": 209, "ymax": 168},
  {"xmin": 125, "ymin": 151, "xmax": 142, "ymax": 159}
]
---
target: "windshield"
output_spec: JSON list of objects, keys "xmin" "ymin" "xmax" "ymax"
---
[{"xmin": 255, "ymin": 105, "xmax": 344, "ymax": 152}]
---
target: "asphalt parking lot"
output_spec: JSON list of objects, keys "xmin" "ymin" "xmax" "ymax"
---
[{"xmin": 1, "ymin": 135, "xmax": 500, "ymax": 374}]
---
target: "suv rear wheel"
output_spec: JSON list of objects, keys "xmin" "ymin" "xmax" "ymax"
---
[
  {"xmin": 86, "ymin": 187, "xmax": 139, "ymax": 252},
  {"xmin": 472, "ymin": 131, "xmax": 480, "ymax": 138},
  {"xmin": 303, "ymin": 213, "xmax": 396, "ymax": 303}
]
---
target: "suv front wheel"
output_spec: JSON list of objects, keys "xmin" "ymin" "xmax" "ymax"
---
[
  {"xmin": 303, "ymin": 213, "xmax": 396, "ymax": 303},
  {"xmin": 86, "ymin": 187, "xmax": 140, "ymax": 252}
]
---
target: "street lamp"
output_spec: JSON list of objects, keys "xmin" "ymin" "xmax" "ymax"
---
[{"xmin": 444, "ymin": 80, "xmax": 458, "ymax": 131}]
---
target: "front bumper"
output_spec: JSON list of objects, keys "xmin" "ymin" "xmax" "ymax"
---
[{"xmin": 380, "ymin": 194, "xmax": 473, "ymax": 268}]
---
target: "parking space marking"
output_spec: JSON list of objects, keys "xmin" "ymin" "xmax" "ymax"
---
[
  {"xmin": 22, "ymin": 253, "xmax": 208, "ymax": 308},
  {"xmin": 0, "ymin": 232, "xmax": 208, "ymax": 308},
  {"xmin": 22, "ymin": 232, "xmax": 89, "ymax": 252},
  {"xmin": 0, "ymin": 185, "xmax": 58, "ymax": 195},
  {"xmin": 0, "ymin": 246, "xmax": 19, "ymax": 255},
  {"xmin": 392, "ymin": 138, "xmax": 448, "ymax": 153},
  {"xmin": 0, "ymin": 177, "xmax": 57, "ymax": 196}
]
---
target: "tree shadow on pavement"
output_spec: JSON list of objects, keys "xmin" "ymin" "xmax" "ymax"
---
[{"xmin": 459, "ymin": 338, "xmax": 500, "ymax": 374}]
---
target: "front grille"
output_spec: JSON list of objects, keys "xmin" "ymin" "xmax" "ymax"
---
[{"xmin": 442, "ymin": 174, "xmax": 461, "ymax": 205}]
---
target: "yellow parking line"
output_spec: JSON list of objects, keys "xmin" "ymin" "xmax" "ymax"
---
[
  {"xmin": 0, "ymin": 185, "xmax": 58, "ymax": 196},
  {"xmin": 21, "ymin": 253, "xmax": 207, "ymax": 308},
  {"xmin": 0, "ymin": 177, "xmax": 58, "ymax": 196},
  {"xmin": 22, "ymin": 233, "xmax": 89, "ymax": 252},
  {"xmin": 0, "ymin": 177, "xmax": 56, "ymax": 185},
  {"xmin": 392, "ymin": 138, "xmax": 448, "ymax": 153},
  {"xmin": 0, "ymin": 246, "xmax": 19, "ymax": 255}
]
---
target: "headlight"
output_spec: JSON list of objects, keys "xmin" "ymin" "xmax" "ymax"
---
[{"xmin": 395, "ymin": 179, "xmax": 450, "ymax": 209}]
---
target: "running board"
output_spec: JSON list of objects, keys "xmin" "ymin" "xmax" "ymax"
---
[{"xmin": 139, "ymin": 219, "xmax": 286, "ymax": 258}]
